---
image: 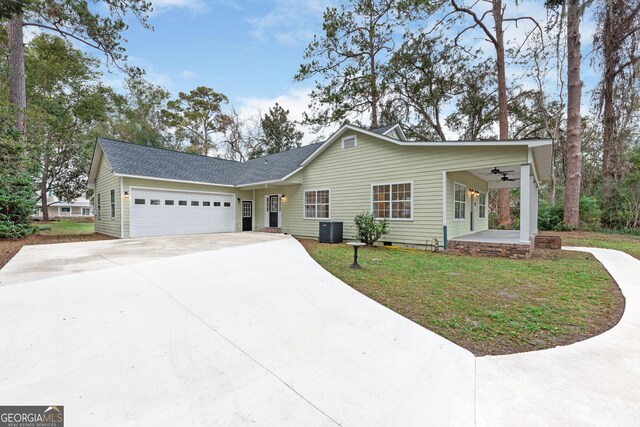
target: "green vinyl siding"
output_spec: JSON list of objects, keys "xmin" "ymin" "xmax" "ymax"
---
[
  {"xmin": 122, "ymin": 178, "xmax": 251, "ymax": 238},
  {"xmin": 278, "ymin": 131, "xmax": 527, "ymax": 245},
  {"xmin": 94, "ymin": 155, "xmax": 121, "ymax": 238}
]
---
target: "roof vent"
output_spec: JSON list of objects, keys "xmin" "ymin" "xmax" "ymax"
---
[
  {"xmin": 342, "ymin": 136, "xmax": 357, "ymax": 149},
  {"xmin": 264, "ymin": 159, "xmax": 268, "ymax": 164}
]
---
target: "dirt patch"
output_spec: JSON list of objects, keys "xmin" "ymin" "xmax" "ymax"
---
[{"xmin": 0, "ymin": 233, "xmax": 114, "ymax": 270}]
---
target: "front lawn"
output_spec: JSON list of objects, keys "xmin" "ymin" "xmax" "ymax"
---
[
  {"xmin": 547, "ymin": 231, "xmax": 640, "ymax": 260},
  {"xmin": 36, "ymin": 220, "xmax": 95, "ymax": 235},
  {"xmin": 299, "ymin": 239, "xmax": 624, "ymax": 356}
]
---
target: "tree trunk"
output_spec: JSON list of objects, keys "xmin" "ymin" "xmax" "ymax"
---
[
  {"xmin": 601, "ymin": 0, "xmax": 615, "ymax": 202},
  {"xmin": 369, "ymin": 14, "xmax": 378, "ymax": 129},
  {"xmin": 41, "ymin": 172, "xmax": 49, "ymax": 222},
  {"xmin": 564, "ymin": 0, "xmax": 583, "ymax": 228},
  {"xmin": 493, "ymin": 0, "xmax": 512, "ymax": 227},
  {"xmin": 8, "ymin": 13, "xmax": 26, "ymax": 134}
]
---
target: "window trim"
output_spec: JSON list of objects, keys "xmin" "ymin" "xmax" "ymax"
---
[
  {"xmin": 97, "ymin": 193, "xmax": 101, "ymax": 219},
  {"xmin": 478, "ymin": 191, "xmax": 486, "ymax": 219},
  {"xmin": 370, "ymin": 181, "xmax": 414, "ymax": 221},
  {"xmin": 341, "ymin": 135, "xmax": 357, "ymax": 149},
  {"xmin": 110, "ymin": 189, "xmax": 116, "ymax": 220},
  {"xmin": 61, "ymin": 207, "xmax": 71, "ymax": 213},
  {"xmin": 303, "ymin": 188, "xmax": 331, "ymax": 220},
  {"xmin": 453, "ymin": 182, "xmax": 466, "ymax": 221}
]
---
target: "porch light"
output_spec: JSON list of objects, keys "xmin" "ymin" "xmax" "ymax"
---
[
  {"xmin": 124, "ymin": 191, "xmax": 129, "ymax": 200},
  {"xmin": 282, "ymin": 194, "xmax": 286, "ymax": 200}
]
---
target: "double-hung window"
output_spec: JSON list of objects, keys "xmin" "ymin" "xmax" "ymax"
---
[
  {"xmin": 454, "ymin": 183, "xmax": 466, "ymax": 220},
  {"xmin": 372, "ymin": 182, "xmax": 412, "ymax": 220},
  {"xmin": 97, "ymin": 194, "xmax": 101, "ymax": 219},
  {"xmin": 304, "ymin": 189, "xmax": 330, "ymax": 219},
  {"xmin": 479, "ymin": 192, "xmax": 486, "ymax": 219},
  {"xmin": 110, "ymin": 189, "xmax": 116, "ymax": 219}
]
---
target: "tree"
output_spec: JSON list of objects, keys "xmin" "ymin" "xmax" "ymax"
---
[
  {"xmin": 594, "ymin": 0, "xmax": 640, "ymax": 205},
  {"xmin": 294, "ymin": 0, "xmax": 396, "ymax": 129},
  {"xmin": 252, "ymin": 103, "xmax": 304, "ymax": 158},
  {"xmin": 217, "ymin": 107, "xmax": 262, "ymax": 162},
  {"xmin": 5, "ymin": 0, "xmax": 152, "ymax": 135},
  {"xmin": 385, "ymin": 34, "xmax": 469, "ymax": 140},
  {"xmin": 162, "ymin": 86, "xmax": 229, "ymax": 156},
  {"xmin": 111, "ymin": 76, "xmax": 172, "ymax": 147},
  {"xmin": 25, "ymin": 34, "xmax": 107, "ymax": 221}
]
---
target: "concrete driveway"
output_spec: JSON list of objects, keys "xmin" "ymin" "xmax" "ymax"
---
[{"xmin": 0, "ymin": 234, "xmax": 475, "ymax": 426}]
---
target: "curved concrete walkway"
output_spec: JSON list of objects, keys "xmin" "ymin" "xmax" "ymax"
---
[{"xmin": 477, "ymin": 247, "xmax": 640, "ymax": 426}]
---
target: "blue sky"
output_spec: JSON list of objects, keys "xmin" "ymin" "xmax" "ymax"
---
[{"xmin": 88, "ymin": 0, "xmax": 599, "ymax": 142}]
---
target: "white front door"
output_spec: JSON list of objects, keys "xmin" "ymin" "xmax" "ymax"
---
[{"xmin": 130, "ymin": 189, "xmax": 235, "ymax": 238}]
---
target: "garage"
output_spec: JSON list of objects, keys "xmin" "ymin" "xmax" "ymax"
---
[{"xmin": 130, "ymin": 188, "xmax": 235, "ymax": 238}]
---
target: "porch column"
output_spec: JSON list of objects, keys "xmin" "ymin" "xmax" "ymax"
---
[
  {"xmin": 519, "ymin": 164, "xmax": 531, "ymax": 243},
  {"xmin": 442, "ymin": 171, "xmax": 448, "ymax": 250},
  {"xmin": 530, "ymin": 177, "xmax": 538, "ymax": 236}
]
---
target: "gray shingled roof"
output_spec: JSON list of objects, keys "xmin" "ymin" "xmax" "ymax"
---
[
  {"xmin": 97, "ymin": 138, "xmax": 322, "ymax": 186},
  {"xmin": 370, "ymin": 123, "xmax": 398, "ymax": 135}
]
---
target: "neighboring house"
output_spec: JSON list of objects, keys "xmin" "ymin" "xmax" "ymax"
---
[
  {"xmin": 87, "ymin": 124, "xmax": 551, "ymax": 252},
  {"xmin": 33, "ymin": 191, "xmax": 93, "ymax": 219}
]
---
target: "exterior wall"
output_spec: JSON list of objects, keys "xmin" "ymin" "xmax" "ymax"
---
[
  {"xmin": 278, "ymin": 131, "xmax": 527, "ymax": 245},
  {"xmin": 94, "ymin": 155, "xmax": 122, "ymax": 238},
  {"xmin": 446, "ymin": 171, "xmax": 489, "ymax": 239},
  {"xmin": 122, "ymin": 177, "xmax": 252, "ymax": 238},
  {"xmin": 447, "ymin": 240, "xmax": 533, "ymax": 259}
]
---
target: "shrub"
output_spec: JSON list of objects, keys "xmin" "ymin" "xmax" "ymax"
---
[
  {"xmin": 579, "ymin": 197, "xmax": 602, "ymax": 230},
  {"xmin": 0, "ymin": 173, "xmax": 37, "ymax": 239},
  {"xmin": 353, "ymin": 212, "xmax": 389, "ymax": 246},
  {"xmin": 538, "ymin": 201, "xmax": 565, "ymax": 231}
]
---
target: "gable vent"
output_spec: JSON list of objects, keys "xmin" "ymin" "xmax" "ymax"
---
[{"xmin": 342, "ymin": 136, "xmax": 357, "ymax": 149}]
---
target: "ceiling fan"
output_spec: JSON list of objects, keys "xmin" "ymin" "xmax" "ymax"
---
[
  {"xmin": 501, "ymin": 173, "xmax": 519, "ymax": 182},
  {"xmin": 481, "ymin": 167, "xmax": 515, "ymax": 176}
]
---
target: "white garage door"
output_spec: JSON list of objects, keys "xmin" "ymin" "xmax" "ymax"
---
[{"xmin": 130, "ymin": 189, "xmax": 235, "ymax": 238}]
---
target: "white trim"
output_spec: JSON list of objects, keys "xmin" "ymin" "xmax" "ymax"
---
[
  {"xmin": 236, "ymin": 167, "xmax": 303, "ymax": 188},
  {"xmin": 478, "ymin": 191, "xmax": 487, "ymax": 219},
  {"xmin": 453, "ymin": 181, "xmax": 467, "ymax": 221},
  {"xmin": 341, "ymin": 135, "xmax": 357, "ymax": 149},
  {"xmin": 303, "ymin": 188, "xmax": 331, "ymax": 220},
  {"xmin": 241, "ymin": 199, "xmax": 254, "ymax": 231},
  {"xmin": 114, "ymin": 173, "xmax": 236, "ymax": 188},
  {"xmin": 128, "ymin": 185, "xmax": 236, "ymax": 196},
  {"xmin": 442, "ymin": 171, "xmax": 447, "ymax": 227},
  {"xmin": 370, "ymin": 180, "xmax": 414, "ymax": 221},
  {"xmin": 110, "ymin": 189, "xmax": 116, "ymax": 220},
  {"xmin": 520, "ymin": 164, "xmax": 531, "ymax": 243},
  {"xmin": 264, "ymin": 194, "xmax": 282, "ymax": 228},
  {"xmin": 120, "ymin": 177, "xmax": 124, "ymax": 238}
]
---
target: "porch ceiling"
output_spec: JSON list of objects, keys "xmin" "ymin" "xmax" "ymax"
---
[{"xmin": 469, "ymin": 164, "xmax": 528, "ymax": 189}]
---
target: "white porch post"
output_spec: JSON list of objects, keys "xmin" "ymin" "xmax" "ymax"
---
[
  {"xmin": 520, "ymin": 164, "xmax": 531, "ymax": 243},
  {"xmin": 530, "ymin": 177, "xmax": 538, "ymax": 236}
]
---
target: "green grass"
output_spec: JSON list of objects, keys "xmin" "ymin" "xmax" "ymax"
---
[
  {"xmin": 299, "ymin": 239, "xmax": 623, "ymax": 355},
  {"xmin": 36, "ymin": 221, "xmax": 95, "ymax": 235},
  {"xmin": 547, "ymin": 231, "xmax": 640, "ymax": 260}
]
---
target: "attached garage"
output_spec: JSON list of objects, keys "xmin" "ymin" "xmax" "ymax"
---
[{"xmin": 130, "ymin": 188, "xmax": 235, "ymax": 238}]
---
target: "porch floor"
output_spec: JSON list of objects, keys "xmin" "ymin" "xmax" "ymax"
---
[{"xmin": 450, "ymin": 230, "xmax": 526, "ymax": 245}]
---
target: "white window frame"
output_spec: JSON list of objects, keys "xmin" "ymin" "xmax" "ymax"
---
[
  {"xmin": 479, "ymin": 192, "xmax": 487, "ymax": 219},
  {"xmin": 61, "ymin": 207, "xmax": 71, "ymax": 213},
  {"xmin": 370, "ymin": 181, "xmax": 414, "ymax": 221},
  {"xmin": 303, "ymin": 189, "xmax": 331, "ymax": 220},
  {"xmin": 454, "ymin": 182, "xmax": 466, "ymax": 221},
  {"xmin": 97, "ymin": 193, "xmax": 101, "ymax": 219},
  {"xmin": 341, "ymin": 135, "xmax": 357, "ymax": 149},
  {"xmin": 110, "ymin": 189, "xmax": 116, "ymax": 219}
]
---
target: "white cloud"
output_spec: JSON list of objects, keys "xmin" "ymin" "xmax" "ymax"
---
[
  {"xmin": 180, "ymin": 70, "xmax": 196, "ymax": 79},
  {"xmin": 238, "ymin": 87, "xmax": 337, "ymax": 144},
  {"xmin": 151, "ymin": 0, "xmax": 208, "ymax": 12},
  {"xmin": 246, "ymin": 0, "xmax": 333, "ymax": 46}
]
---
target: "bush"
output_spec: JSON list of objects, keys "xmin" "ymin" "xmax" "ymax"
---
[
  {"xmin": 353, "ymin": 212, "xmax": 389, "ymax": 246},
  {"xmin": 0, "ymin": 173, "xmax": 37, "ymax": 239},
  {"xmin": 579, "ymin": 197, "xmax": 602, "ymax": 231},
  {"xmin": 538, "ymin": 201, "xmax": 566, "ymax": 231}
]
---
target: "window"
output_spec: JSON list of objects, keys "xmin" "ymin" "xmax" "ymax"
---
[
  {"xmin": 61, "ymin": 207, "xmax": 71, "ymax": 213},
  {"xmin": 454, "ymin": 183, "xmax": 466, "ymax": 220},
  {"xmin": 213, "ymin": 202, "xmax": 221, "ymax": 207},
  {"xmin": 372, "ymin": 183, "xmax": 412, "ymax": 220},
  {"xmin": 165, "ymin": 200, "xmax": 174, "ymax": 206},
  {"xmin": 150, "ymin": 199, "xmax": 160, "ymax": 205},
  {"xmin": 224, "ymin": 202, "xmax": 231, "ymax": 207},
  {"xmin": 110, "ymin": 189, "xmax": 116, "ymax": 219},
  {"xmin": 82, "ymin": 208, "xmax": 90, "ymax": 216},
  {"xmin": 479, "ymin": 192, "xmax": 486, "ymax": 219},
  {"xmin": 134, "ymin": 199, "xmax": 145, "ymax": 205},
  {"xmin": 191, "ymin": 201, "xmax": 199, "ymax": 206},
  {"xmin": 97, "ymin": 194, "xmax": 101, "ymax": 219},
  {"xmin": 342, "ymin": 135, "xmax": 357, "ymax": 149},
  {"xmin": 304, "ymin": 189, "xmax": 330, "ymax": 219},
  {"xmin": 203, "ymin": 201, "xmax": 211, "ymax": 207},
  {"xmin": 178, "ymin": 200, "xmax": 187, "ymax": 206}
]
